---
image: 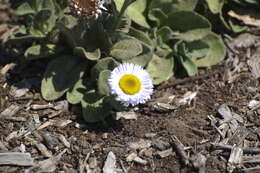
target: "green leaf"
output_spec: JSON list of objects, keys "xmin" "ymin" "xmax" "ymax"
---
[
  {"xmin": 91, "ymin": 57, "xmax": 119, "ymax": 80},
  {"xmin": 114, "ymin": 0, "xmax": 150, "ymax": 28},
  {"xmin": 128, "ymin": 27, "xmax": 154, "ymax": 49},
  {"xmin": 66, "ymin": 78, "xmax": 86, "ymax": 104},
  {"xmin": 125, "ymin": 47, "xmax": 153, "ymax": 67},
  {"xmin": 42, "ymin": 0, "xmax": 55, "ymax": 10},
  {"xmin": 178, "ymin": 55, "xmax": 198, "ymax": 76},
  {"xmin": 41, "ymin": 56, "xmax": 87, "ymax": 101},
  {"xmin": 156, "ymin": 26, "xmax": 174, "ymax": 43},
  {"xmin": 149, "ymin": 0, "xmax": 198, "ymax": 14},
  {"xmin": 110, "ymin": 39, "xmax": 143, "ymax": 60},
  {"xmin": 33, "ymin": 0, "xmax": 42, "ymax": 12},
  {"xmin": 16, "ymin": 2, "xmax": 36, "ymax": 15},
  {"xmin": 74, "ymin": 47, "xmax": 101, "ymax": 61},
  {"xmin": 16, "ymin": 0, "xmax": 43, "ymax": 15},
  {"xmin": 205, "ymin": 0, "xmax": 225, "ymax": 14},
  {"xmin": 219, "ymin": 10, "xmax": 247, "ymax": 32},
  {"xmin": 56, "ymin": 21, "xmax": 78, "ymax": 48},
  {"xmin": 174, "ymin": 41, "xmax": 198, "ymax": 76},
  {"xmin": 185, "ymin": 40, "xmax": 209, "ymax": 58},
  {"xmin": 148, "ymin": 8, "xmax": 168, "ymax": 26},
  {"xmin": 227, "ymin": 17, "xmax": 248, "ymax": 33},
  {"xmin": 98, "ymin": 70, "xmax": 111, "ymax": 96},
  {"xmin": 167, "ymin": 11, "xmax": 211, "ymax": 41},
  {"xmin": 146, "ymin": 55, "xmax": 174, "ymax": 85},
  {"xmin": 25, "ymin": 44, "xmax": 62, "ymax": 60},
  {"xmin": 30, "ymin": 9, "xmax": 56, "ymax": 36},
  {"xmin": 194, "ymin": 32, "xmax": 226, "ymax": 67},
  {"xmin": 81, "ymin": 90, "xmax": 111, "ymax": 123}
]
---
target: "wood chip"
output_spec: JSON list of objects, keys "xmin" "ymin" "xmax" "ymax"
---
[
  {"xmin": 133, "ymin": 156, "xmax": 147, "ymax": 165},
  {"xmin": 190, "ymin": 153, "xmax": 207, "ymax": 173},
  {"xmin": 144, "ymin": 133, "xmax": 157, "ymax": 138},
  {"xmin": 115, "ymin": 111, "xmax": 138, "ymax": 120},
  {"xmin": 0, "ymin": 152, "xmax": 34, "ymax": 166},
  {"xmin": 227, "ymin": 126, "xmax": 248, "ymax": 146},
  {"xmin": 31, "ymin": 103, "xmax": 54, "ymax": 110},
  {"xmin": 128, "ymin": 139, "xmax": 151, "ymax": 150},
  {"xmin": 248, "ymin": 100, "xmax": 260, "ymax": 109},
  {"xmin": 36, "ymin": 121, "xmax": 54, "ymax": 130},
  {"xmin": 157, "ymin": 148, "xmax": 173, "ymax": 158},
  {"xmin": 248, "ymin": 55, "xmax": 260, "ymax": 79},
  {"xmin": 126, "ymin": 152, "xmax": 147, "ymax": 165},
  {"xmin": 212, "ymin": 143, "xmax": 260, "ymax": 154},
  {"xmin": 126, "ymin": 152, "xmax": 137, "ymax": 162},
  {"xmin": 88, "ymin": 157, "xmax": 98, "ymax": 169},
  {"xmin": 171, "ymin": 135, "xmax": 190, "ymax": 165},
  {"xmin": 241, "ymin": 166, "xmax": 260, "ymax": 173},
  {"xmin": 35, "ymin": 143, "xmax": 52, "ymax": 158},
  {"xmin": 58, "ymin": 134, "xmax": 70, "ymax": 148},
  {"xmin": 53, "ymin": 101, "xmax": 69, "ymax": 111},
  {"xmin": 43, "ymin": 133, "xmax": 59, "ymax": 150},
  {"xmin": 6, "ymin": 127, "xmax": 28, "ymax": 141},
  {"xmin": 0, "ymin": 141, "xmax": 8, "ymax": 151},
  {"xmin": 232, "ymin": 33, "xmax": 259, "ymax": 48},
  {"xmin": 52, "ymin": 119, "xmax": 72, "ymax": 128},
  {"xmin": 175, "ymin": 91, "xmax": 197, "ymax": 105},
  {"xmin": 140, "ymin": 148, "xmax": 154, "ymax": 158},
  {"xmin": 0, "ymin": 104, "xmax": 20, "ymax": 118},
  {"xmin": 4, "ymin": 116, "xmax": 27, "ymax": 122},
  {"xmin": 227, "ymin": 146, "xmax": 243, "ymax": 173},
  {"xmin": 218, "ymin": 104, "xmax": 233, "ymax": 121},
  {"xmin": 0, "ymin": 63, "xmax": 16, "ymax": 75},
  {"xmin": 47, "ymin": 110, "xmax": 63, "ymax": 118},
  {"xmin": 25, "ymin": 149, "xmax": 66, "ymax": 173},
  {"xmin": 153, "ymin": 102, "xmax": 177, "ymax": 112},
  {"xmin": 152, "ymin": 138, "xmax": 171, "ymax": 151},
  {"xmin": 102, "ymin": 151, "xmax": 117, "ymax": 173},
  {"xmin": 243, "ymin": 154, "xmax": 260, "ymax": 163}
]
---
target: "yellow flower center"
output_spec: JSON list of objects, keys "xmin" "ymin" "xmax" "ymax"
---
[{"xmin": 119, "ymin": 74, "xmax": 141, "ymax": 95}]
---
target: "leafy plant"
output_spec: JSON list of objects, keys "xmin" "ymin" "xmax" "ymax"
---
[{"xmin": 12, "ymin": 0, "xmax": 258, "ymax": 122}]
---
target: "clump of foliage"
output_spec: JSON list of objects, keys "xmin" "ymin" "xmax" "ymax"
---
[{"xmin": 8, "ymin": 0, "xmax": 258, "ymax": 122}]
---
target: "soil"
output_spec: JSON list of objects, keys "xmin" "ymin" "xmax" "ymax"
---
[
  {"xmin": 0, "ymin": 56, "xmax": 259, "ymax": 173},
  {"xmin": 0, "ymin": 2, "xmax": 260, "ymax": 173}
]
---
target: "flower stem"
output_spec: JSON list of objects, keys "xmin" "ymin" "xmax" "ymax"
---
[{"xmin": 110, "ymin": 0, "xmax": 136, "ymax": 32}]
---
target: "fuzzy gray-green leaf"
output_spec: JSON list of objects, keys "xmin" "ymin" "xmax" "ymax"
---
[
  {"xmin": 25, "ymin": 44, "xmax": 61, "ymax": 60},
  {"xmin": 114, "ymin": 0, "xmax": 150, "ymax": 28},
  {"xmin": 205, "ymin": 0, "xmax": 225, "ymax": 14},
  {"xmin": 167, "ymin": 11, "xmax": 211, "ymax": 41},
  {"xmin": 74, "ymin": 47, "xmax": 101, "ymax": 61},
  {"xmin": 128, "ymin": 27, "xmax": 154, "ymax": 48},
  {"xmin": 177, "ymin": 55, "xmax": 198, "ymax": 76},
  {"xmin": 98, "ymin": 70, "xmax": 111, "ymax": 96},
  {"xmin": 110, "ymin": 39, "xmax": 143, "ymax": 60},
  {"xmin": 91, "ymin": 57, "xmax": 119, "ymax": 80},
  {"xmin": 66, "ymin": 79, "xmax": 86, "ymax": 104},
  {"xmin": 41, "ymin": 56, "xmax": 86, "ymax": 101},
  {"xmin": 81, "ymin": 90, "xmax": 111, "ymax": 123},
  {"xmin": 16, "ymin": 2, "xmax": 36, "ymax": 15},
  {"xmin": 146, "ymin": 55, "xmax": 174, "ymax": 85},
  {"xmin": 195, "ymin": 32, "xmax": 226, "ymax": 67}
]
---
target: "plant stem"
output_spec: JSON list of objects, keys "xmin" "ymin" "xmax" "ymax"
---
[{"xmin": 111, "ymin": 0, "xmax": 136, "ymax": 32}]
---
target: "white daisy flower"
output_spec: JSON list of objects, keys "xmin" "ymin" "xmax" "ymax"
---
[{"xmin": 108, "ymin": 63, "xmax": 153, "ymax": 106}]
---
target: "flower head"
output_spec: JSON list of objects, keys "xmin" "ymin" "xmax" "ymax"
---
[
  {"xmin": 70, "ymin": 0, "xmax": 107, "ymax": 18},
  {"xmin": 108, "ymin": 63, "xmax": 153, "ymax": 106}
]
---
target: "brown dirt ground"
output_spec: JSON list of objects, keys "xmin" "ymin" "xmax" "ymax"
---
[
  {"xmin": 0, "ymin": 59, "xmax": 259, "ymax": 173},
  {"xmin": 0, "ymin": 3, "xmax": 260, "ymax": 173}
]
